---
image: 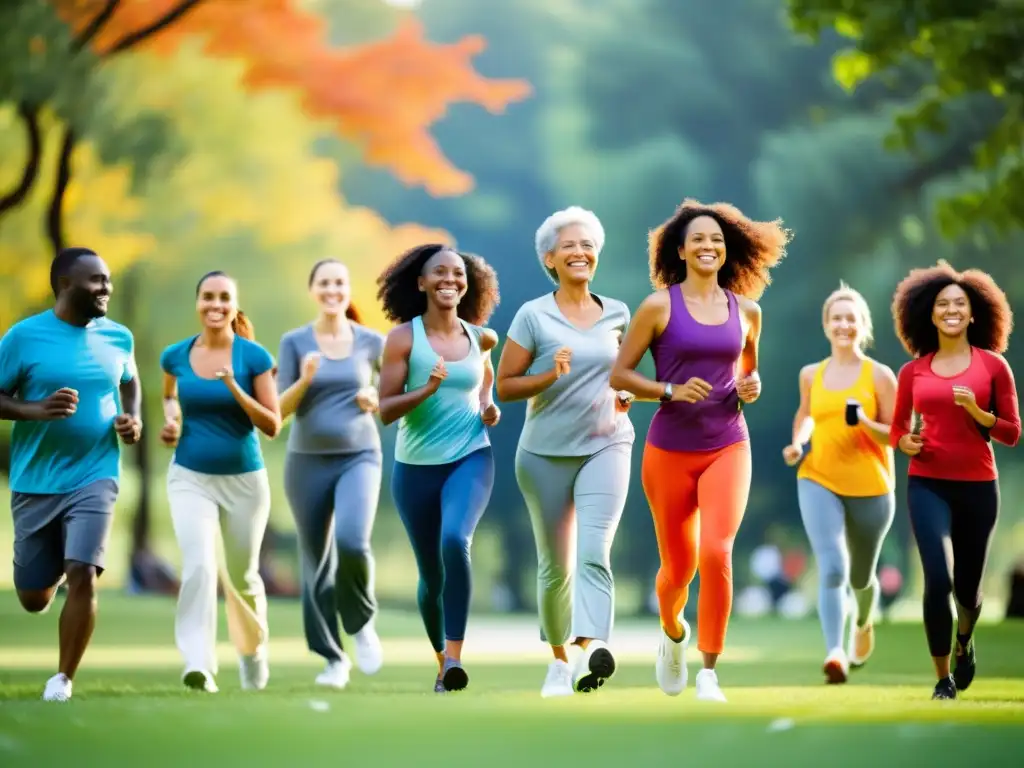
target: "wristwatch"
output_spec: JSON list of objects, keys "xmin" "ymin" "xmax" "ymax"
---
[{"xmin": 659, "ymin": 382, "xmax": 673, "ymax": 402}]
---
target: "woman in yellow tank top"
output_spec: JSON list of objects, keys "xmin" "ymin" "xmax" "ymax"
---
[{"xmin": 781, "ymin": 283, "xmax": 897, "ymax": 685}]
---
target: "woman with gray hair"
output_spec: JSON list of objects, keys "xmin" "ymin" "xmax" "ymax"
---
[{"xmin": 496, "ymin": 205, "xmax": 635, "ymax": 698}]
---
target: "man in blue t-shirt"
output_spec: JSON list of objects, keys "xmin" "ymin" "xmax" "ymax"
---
[{"xmin": 0, "ymin": 247, "xmax": 142, "ymax": 702}]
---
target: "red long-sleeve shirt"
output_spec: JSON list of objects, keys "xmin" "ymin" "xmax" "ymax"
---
[{"xmin": 890, "ymin": 348, "xmax": 1020, "ymax": 480}]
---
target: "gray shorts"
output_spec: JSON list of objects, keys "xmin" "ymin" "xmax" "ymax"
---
[{"xmin": 11, "ymin": 478, "xmax": 118, "ymax": 591}]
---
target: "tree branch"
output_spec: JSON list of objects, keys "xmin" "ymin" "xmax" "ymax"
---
[
  {"xmin": 107, "ymin": 0, "xmax": 205, "ymax": 54},
  {"xmin": 74, "ymin": 0, "xmax": 121, "ymax": 51},
  {"xmin": 0, "ymin": 103, "xmax": 42, "ymax": 216},
  {"xmin": 47, "ymin": 127, "xmax": 76, "ymax": 258}
]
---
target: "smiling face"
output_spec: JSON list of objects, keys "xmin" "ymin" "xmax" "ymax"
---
[
  {"xmin": 825, "ymin": 298, "xmax": 863, "ymax": 351},
  {"xmin": 309, "ymin": 260, "xmax": 350, "ymax": 318},
  {"xmin": 932, "ymin": 282, "xmax": 971, "ymax": 339},
  {"xmin": 678, "ymin": 215, "xmax": 725, "ymax": 277},
  {"xmin": 544, "ymin": 223, "xmax": 598, "ymax": 285},
  {"xmin": 418, "ymin": 249, "xmax": 467, "ymax": 310},
  {"xmin": 196, "ymin": 274, "xmax": 238, "ymax": 331},
  {"xmin": 65, "ymin": 254, "xmax": 112, "ymax": 319}
]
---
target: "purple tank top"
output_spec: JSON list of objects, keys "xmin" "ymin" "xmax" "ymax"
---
[{"xmin": 646, "ymin": 286, "xmax": 748, "ymax": 452}]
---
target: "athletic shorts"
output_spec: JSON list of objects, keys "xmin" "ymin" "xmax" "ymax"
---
[{"xmin": 11, "ymin": 478, "xmax": 118, "ymax": 590}]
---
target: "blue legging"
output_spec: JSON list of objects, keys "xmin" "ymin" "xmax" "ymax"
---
[{"xmin": 391, "ymin": 446, "xmax": 495, "ymax": 652}]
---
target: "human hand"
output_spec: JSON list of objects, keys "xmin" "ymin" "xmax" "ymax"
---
[
  {"xmin": 736, "ymin": 371, "xmax": 761, "ymax": 404},
  {"xmin": 114, "ymin": 414, "xmax": 142, "ymax": 445},
  {"xmin": 952, "ymin": 385, "xmax": 977, "ymax": 410},
  {"xmin": 553, "ymin": 347, "xmax": 572, "ymax": 377},
  {"xmin": 160, "ymin": 420, "xmax": 181, "ymax": 448},
  {"xmin": 355, "ymin": 386, "xmax": 379, "ymax": 413},
  {"xmin": 215, "ymin": 365, "xmax": 234, "ymax": 384},
  {"xmin": 615, "ymin": 390, "xmax": 634, "ymax": 413},
  {"xmin": 300, "ymin": 352, "xmax": 321, "ymax": 383},
  {"xmin": 481, "ymin": 402, "xmax": 501, "ymax": 426},
  {"xmin": 427, "ymin": 359, "xmax": 447, "ymax": 392},
  {"xmin": 898, "ymin": 433, "xmax": 923, "ymax": 457},
  {"xmin": 672, "ymin": 377, "xmax": 712, "ymax": 403},
  {"xmin": 782, "ymin": 443, "xmax": 803, "ymax": 466},
  {"xmin": 34, "ymin": 387, "xmax": 78, "ymax": 420}
]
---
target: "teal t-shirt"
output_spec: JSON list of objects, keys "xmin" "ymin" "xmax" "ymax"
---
[
  {"xmin": 0, "ymin": 310, "xmax": 136, "ymax": 494},
  {"xmin": 394, "ymin": 316, "xmax": 490, "ymax": 466},
  {"xmin": 160, "ymin": 335, "xmax": 275, "ymax": 475}
]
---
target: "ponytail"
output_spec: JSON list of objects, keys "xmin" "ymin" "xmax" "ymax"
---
[
  {"xmin": 232, "ymin": 309, "xmax": 255, "ymax": 340},
  {"xmin": 345, "ymin": 303, "xmax": 362, "ymax": 324}
]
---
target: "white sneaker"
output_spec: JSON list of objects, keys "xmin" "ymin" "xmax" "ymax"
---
[
  {"xmin": 540, "ymin": 659, "xmax": 574, "ymax": 698},
  {"xmin": 352, "ymin": 622, "xmax": 384, "ymax": 675},
  {"xmin": 315, "ymin": 655, "xmax": 353, "ymax": 690},
  {"xmin": 823, "ymin": 647, "xmax": 849, "ymax": 684},
  {"xmin": 183, "ymin": 669, "xmax": 218, "ymax": 693},
  {"xmin": 655, "ymin": 619, "xmax": 689, "ymax": 696},
  {"xmin": 572, "ymin": 639, "xmax": 616, "ymax": 693},
  {"xmin": 848, "ymin": 623, "xmax": 874, "ymax": 668},
  {"xmin": 42, "ymin": 673, "xmax": 72, "ymax": 702},
  {"xmin": 695, "ymin": 668, "xmax": 727, "ymax": 702},
  {"xmin": 239, "ymin": 650, "xmax": 269, "ymax": 691}
]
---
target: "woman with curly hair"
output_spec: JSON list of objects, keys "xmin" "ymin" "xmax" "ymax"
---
[
  {"xmin": 782, "ymin": 283, "xmax": 897, "ymax": 684},
  {"xmin": 889, "ymin": 261, "xmax": 1020, "ymax": 701},
  {"xmin": 496, "ymin": 206, "xmax": 635, "ymax": 699},
  {"xmin": 610, "ymin": 199, "xmax": 790, "ymax": 703},
  {"xmin": 376, "ymin": 244, "xmax": 501, "ymax": 694}
]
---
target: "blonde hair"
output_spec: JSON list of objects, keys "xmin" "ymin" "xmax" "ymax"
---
[{"xmin": 822, "ymin": 281, "xmax": 873, "ymax": 349}]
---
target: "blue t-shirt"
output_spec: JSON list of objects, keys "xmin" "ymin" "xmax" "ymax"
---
[
  {"xmin": 0, "ymin": 310, "xmax": 135, "ymax": 494},
  {"xmin": 160, "ymin": 336, "xmax": 275, "ymax": 476}
]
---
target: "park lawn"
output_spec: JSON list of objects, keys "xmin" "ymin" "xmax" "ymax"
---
[{"xmin": 0, "ymin": 591, "xmax": 1022, "ymax": 767}]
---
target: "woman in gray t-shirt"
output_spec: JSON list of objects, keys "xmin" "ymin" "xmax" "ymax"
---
[
  {"xmin": 496, "ymin": 206, "xmax": 635, "ymax": 699},
  {"xmin": 277, "ymin": 259, "xmax": 386, "ymax": 690}
]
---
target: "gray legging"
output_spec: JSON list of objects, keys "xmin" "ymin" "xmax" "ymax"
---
[
  {"xmin": 797, "ymin": 478, "xmax": 895, "ymax": 654},
  {"xmin": 284, "ymin": 449, "xmax": 381, "ymax": 663},
  {"xmin": 514, "ymin": 442, "xmax": 631, "ymax": 645}
]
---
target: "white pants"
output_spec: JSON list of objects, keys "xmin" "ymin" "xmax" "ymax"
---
[{"xmin": 167, "ymin": 462, "xmax": 271, "ymax": 675}]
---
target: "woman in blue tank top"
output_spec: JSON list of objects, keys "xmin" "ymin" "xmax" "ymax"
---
[{"xmin": 376, "ymin": 244, "xmax": 501, "ymax": 694}]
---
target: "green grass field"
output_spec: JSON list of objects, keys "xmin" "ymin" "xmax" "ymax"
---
[{"xmin": 1, "ymin": 592, "xmax": 1023, "ymax": 766}]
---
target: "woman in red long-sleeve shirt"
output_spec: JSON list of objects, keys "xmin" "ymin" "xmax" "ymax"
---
[{"xmin": 890, "ymin": 261, "xmax": 1020, "ymax": 701}]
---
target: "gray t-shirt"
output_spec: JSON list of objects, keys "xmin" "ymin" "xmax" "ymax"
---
[
  {"xmin": 277, "ymin": 323, "xmax": 385, "ymax": 455},
  {"xmin": 506, "ymin": 292, "xmax": 635, "ymax": 457}
]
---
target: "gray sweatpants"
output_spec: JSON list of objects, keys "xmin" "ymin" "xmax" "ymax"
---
[
  {"xmin": 283, "ymin": 450, "xmax": 382, "ymax": 664},
  {"xmin": 514, "ymin": 442, "xmax": 631, "ymax": 646},
  {"xmin": 797, "ymin": 478, "xmax": 895, "ymax": 653}
]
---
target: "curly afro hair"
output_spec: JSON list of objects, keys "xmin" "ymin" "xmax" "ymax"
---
[
  {"xmin": 891, "ymin": 260, "xmax": 1013, "ymax": 357},
  {"xmin": 647, "ymin": 199, "xmax": 792, "ymax": 299},
  {"xmin": 376, "ymin": 243, "xmax": 500, "ymax": 326}
]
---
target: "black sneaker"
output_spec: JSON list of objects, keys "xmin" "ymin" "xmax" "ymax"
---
[
  {"xmin": 932, "ymin": 676, "xmax": 956, "ymax": 700},
  {"xmin": 953, "ymin": 633, "xmax": 976, "ymax": 691}
]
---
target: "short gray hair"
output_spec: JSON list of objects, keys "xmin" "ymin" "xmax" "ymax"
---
[{"xmin": 534, "ymin": 206, "xmax": 606, "ymax": 284}]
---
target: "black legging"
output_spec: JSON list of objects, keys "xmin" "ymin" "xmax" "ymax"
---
[{"xmin": 907, "ymin": 476, "xmax": 999, "ymax": 657}]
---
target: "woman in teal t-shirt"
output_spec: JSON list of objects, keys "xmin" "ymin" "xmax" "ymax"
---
[
  {"xmin": 159, "ymin": 270, "xmax": 282, "ymax": 695},
  {"xmin": 376, "ymin": 244, "xmax": 501, "ymax": 694}
]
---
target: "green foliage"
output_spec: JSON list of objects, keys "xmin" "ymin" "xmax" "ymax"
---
[{"xmin": 787, "ymin": 0, "xmax": 1024, "ymax": 236}]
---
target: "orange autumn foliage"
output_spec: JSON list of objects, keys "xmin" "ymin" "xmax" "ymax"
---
[{"xmin": 56, "ymin": 0, "xmax": 531, "ymax": 195}]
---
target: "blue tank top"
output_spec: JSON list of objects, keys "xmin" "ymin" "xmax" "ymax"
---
[{"xmin": 394, "ymin": 316, "xmax": 490, "ymax": 465}]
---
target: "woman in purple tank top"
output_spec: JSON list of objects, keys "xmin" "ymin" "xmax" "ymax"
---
[{"xmin": 610, "ymin": 199, "xmax": 790, "ymax": 702}]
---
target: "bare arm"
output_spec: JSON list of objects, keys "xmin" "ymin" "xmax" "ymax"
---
[
  {"xmin": 609, "ymin": 292, "xmax": 670, "ymax": 401},
  {"xmin": 479, "ymin": 329, "xmax": 497, "ymax": 409},
  {"xmin": 856, "ymin": 362, "xmax": 896, "ymax": 443},
  {"xmin": 790, "ymin": 365, "xmax": 816, "ymax": 447},
  {"xmin": 162, "ymin": 373, "xmax": 180, "ymax": 423},
  {"xmin": 738, "ymin": 298, "xmax": 762, "ymax": 379},
  {"xmin": 0, "ymin": 393, "xmax": 45, "ymax": 421},
  {"xmin": 495, "ymin": 339, "xmax": 558, "ymax": 402},
  {"xmin": 378, "ymin": 325, "xmax": 439, "ymax": 426},
  {"xmin": 224, "ymin": 370, "xmax": 282, "ymax": 438}
]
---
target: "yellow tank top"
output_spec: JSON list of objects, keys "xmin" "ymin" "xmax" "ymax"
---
[{"xmin": 797, "ymin": 358, "xmax": 894, "ymax": 497}]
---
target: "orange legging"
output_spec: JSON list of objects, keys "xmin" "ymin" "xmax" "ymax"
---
[{"xmin": 641, "ymin": 439, "xmax": 752, "ymax": 655}]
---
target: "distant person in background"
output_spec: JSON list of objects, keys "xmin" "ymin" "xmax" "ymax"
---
[
  {"xmin": 889, "ymin": 261, "xmax": 1020, "ymax": 700},
  {"xmin": 376, "ymin": 244, "xmax": 501, "ymax": 693},
  {"xmin": 611, "ymin": 199, "xmax": 789, "ymax": 703},
  {"xmin": 782, "ymin": 283, "xmax": 897, "ymax": 684},
  {"xmin": 277, "ymin": 259, "xmax": 385, "ymax": 690},
  {"xmin": 496, "ymin": 206, "xmax": 635, "ymax": 698},
  {"xmin": 0, "ymin": 247, "xmax": 141, "ymax": 702},
  {"xmin": 159, "ymin": 271, "xmax": 281, "ymax": 694}
]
